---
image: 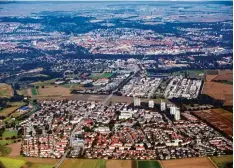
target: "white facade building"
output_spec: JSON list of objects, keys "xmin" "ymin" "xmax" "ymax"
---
[
  {"xmin": 160, "ymin": 100, "xmax": 166, "ymax": 111},
  {"xmin": 148, "ymin": 100, "xmax": 154, "ymax": 108},
  {"xmin": 134, "ymin": 97, "xmax": 141, "ymax": 106}
]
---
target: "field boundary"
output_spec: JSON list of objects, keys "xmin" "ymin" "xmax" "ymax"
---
[{"xmin": 208, "ymin": 157, "xmax": 218, "ymax": 168}]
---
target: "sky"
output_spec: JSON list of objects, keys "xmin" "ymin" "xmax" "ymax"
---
[{"xmin": 5, "ymin": 0, "xmax": 233, "ymax": 1}]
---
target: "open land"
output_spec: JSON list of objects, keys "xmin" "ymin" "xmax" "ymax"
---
[
  {"xmin": 161, "ymin": 157, "xmax": 216, "ymax": 168},
  {"xmin": 192, "ymin": 109, "xmax": 233, "ymax": 137}
]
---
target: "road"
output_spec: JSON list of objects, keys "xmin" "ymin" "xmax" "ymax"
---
[{"xmin": 55, "ymin": 150, "xmax": 69, "ymax": 168}]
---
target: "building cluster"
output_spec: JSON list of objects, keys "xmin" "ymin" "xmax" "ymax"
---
[
  {"xmin": 20, "ymin": 100, "xmax": 232, "ymax": 160},
  {"xmin": 164, "ymin": 76, "xmax": 202, "ymax": 99},
  {"xmin": 71, "ymin": 27, "xmax": 232, "ymax": 56},
  {"xmin": 120, "ymin": 76, "xmax": 161, "ymax": 98},
  {"xmin": 119, "ymin": 75, "xmax": 203, "ymax": 99}
]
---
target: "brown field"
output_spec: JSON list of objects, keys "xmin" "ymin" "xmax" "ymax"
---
[
  {"xmin": 211, "ymin": 108, "xmax": 233, "ymax": 122},
  {"xmin": 106, "ymin": 160, "xmax": 132, "ymax": 168},
  {"xmin": 212, "ymin": 73, "xmax": 233, "ymax": 82},
  {"xmin": 7, "ymin": 142, "xmax": 21, "ymax": 157},
  {"xmin": 205, "ymin": 70, "xmax": 233, "ymax": 82},
  {"xmin": 202, "ymin": 81, "xmax": 233, "ymax": 106},
  {"xmin": 35, "ymin": 85, "xmax": 72, "ymax": 98},
  {"xmin": 161, "ymin": 157, "xmax": 216, "ymax": 168},
  {"xmin": 193, "ymin": 109, "xmax": 233, "ymax": 137},
  {"xmin": 0, "ymin": 83, "xmax": 13, "ymax": 98}
]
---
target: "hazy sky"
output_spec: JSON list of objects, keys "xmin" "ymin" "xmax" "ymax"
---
[{"xmin": 9, "ymin": 0, "xmax": 233, "ymax": 1}]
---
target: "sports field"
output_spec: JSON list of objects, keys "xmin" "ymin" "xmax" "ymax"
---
[
  {"xmin": 138, "ymin": 161, "xmax": 161, "ymax": 168},
  {"xmin": 0, "ymin": 157, "xmax": 26, "ymax": 168},
  {"xmin": 60, "ymin": 159, "xmax": 106, "ymax": 168}
]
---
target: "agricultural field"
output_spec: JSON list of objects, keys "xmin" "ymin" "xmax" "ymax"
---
[
  {"xmin": 31, "ymin": 78, "xmax": 61, "ymax": 87},
  {"xmin": 60, "ymin": 159, "xmax": 106, "ymax": 168},
  {"xmin": 161, "ymin": 157, "xmax": 216, "ymax": 168},
  {"xmin": 211, "ymin": 155, "xmax": 233, "ymax": 168},
  {"xmin": 0, "ymin": 157, "xmax": 26, "ymax": 168},
  {"xmin": 211, "ymin": 108, "xmax": 233, "ymax": 122},
  {"xmin": 0, "ymin": 102, "xmax": 25, "ymax": 117},
  {"xmin": 37, "ymin": 85, "xmax": 71, "ymax": 98},
  {"xmin": 106, "ymin": 160, "xmax": 132, "ymax": 168},
  {"xmin": 0, "ymin": 83, "xmax": 13, "ymax": 98},
  {"xmin": 31, "ymin": 87, "xmax": 39, "ymax": 96},
  {"xmin": 23, "ymin": 162, "xmax": 54, "ymax": 168},
  {"xmin": 203, "ymin": 81, "xmax": 233, "ymax": 106},
  {"xmin": 193, "ymin": 109, "xmax": 233, "ymax": 137},
  {"xmin": 138, "ymin": 161, "xmax": 161, "ymax": 168}
]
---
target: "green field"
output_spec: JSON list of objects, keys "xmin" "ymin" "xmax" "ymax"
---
[
  {"xmin": 24, "ymin": 162, "xmax": 54, "ymax": 168},
  {"xmin": 31, "ymin": 87, "xmax": 39, "ymax": 96},
  {"xmin": 0, "ymin": 145, "xmax": 11, "ymax": 156},
  {"xmin": 0, "ymin": 140, "xmax": 14, "ymax": 146},
  {"xmin": 60, "ymin": 159, "xmax": 106, "ymax": 168},
  {"xmin": 138, "ymin": 161, "xmax": 161, "ymax": 168},
  {"xmin": 211, "ymin": 155, "xmax": 233, "ymax": 168},
  {"xmin": 92, "ymin": 72, "xmax": 114, "ymax": 79},
  {"xmin": 0, "ymin": 157, "xmax": 26, "ymax": 168},
  {"xmin": 2, "ymin": 130, "xmax": 18, "ymax": 138}
]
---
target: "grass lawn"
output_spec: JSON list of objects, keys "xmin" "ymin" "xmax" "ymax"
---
[
  {"xmin": 60, "ymin": 159, "xmax": 106, "ymax": 168},
  {"xmin": 211, "ymin": 155, "xmax": 233, "ymax": 168},
  {"xmin": 138, "ymin": 160, "xmax": 161, "ymax": 168},
  {"xmin": 31, "ymin": 87, "xmax": 39, "ymax": 96},
  {"xmin": 0, "ymin": 157, "xmax": 26, "ymax": 168},
  {"xmin": 2, "ymin": 130, "xmax": 18, "ymax": 138},
  {"xmin": 0, "ymin": 140, "xmax": 14, "ymax": 146}
]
